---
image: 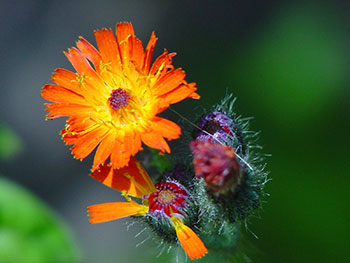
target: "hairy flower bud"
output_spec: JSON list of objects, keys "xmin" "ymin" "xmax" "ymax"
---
[
  {"xmin": 194, "ymin": 111, "xmax": 234, "ymax": 143},
  {"xmin": 191, "ymin": 95, "xmax": 269, "ymax": 224},
  {"xmin": 190, "ymin": 141, "xmax": 240, "ymax": 193}
]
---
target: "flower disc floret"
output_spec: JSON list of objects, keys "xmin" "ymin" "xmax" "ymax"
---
[
  {"xmin": 108, "ymin": 88, "xmax": 130, "ymax": 110},
  {"xmin": 148, "ymin": 181, "xmax": 189, "ymax": 217}
]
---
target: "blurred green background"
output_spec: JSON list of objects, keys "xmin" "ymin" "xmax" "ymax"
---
[{"xmin": 0, "ymin": 0, "xmax": 349, "ymax": 262}]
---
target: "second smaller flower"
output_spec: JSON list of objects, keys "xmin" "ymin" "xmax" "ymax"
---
[{"xmin": 87, "ymin": 157, "xmax": 208, "ymax": 260}]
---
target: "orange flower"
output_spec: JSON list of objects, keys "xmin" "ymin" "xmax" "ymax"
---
[
  {"xmin": 87, "ymin": 157, "xmax": 208, "ymax": 260},
  {"xmin": 42, "ymin": 22, "xmax": 199, "ymax": 170}
]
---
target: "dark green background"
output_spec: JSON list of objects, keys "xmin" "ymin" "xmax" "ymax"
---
[{"xmin": 0, "ymin": 1, "xmax": 349, "ymax": 262}]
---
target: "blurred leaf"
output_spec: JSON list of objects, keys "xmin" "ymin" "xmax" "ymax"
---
[
  {"xmin": 148, "ymin": 148, "xmax": 174, "ymax": 174},
  {"xmin": 0, "ymin": 177, "xmax": 80, "ymax": 262},
  {"xmin": 226, "ymin": 4, "xmax": 346, "ymax": 127},
  {"xmin": 0, "ymin": 123, "xmax": 23, "ymax": 161}
]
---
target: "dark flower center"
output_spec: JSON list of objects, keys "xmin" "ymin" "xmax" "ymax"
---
[
  {"xmin": 108, "ymin": 88, "xmax": 130, "ymax": 110},
  {"xmin": 202, "ymin": 120, "xmax": 221, "ymax": 135}
]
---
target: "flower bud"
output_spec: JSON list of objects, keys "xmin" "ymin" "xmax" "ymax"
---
[
  {"xmin": 190, "ymin": 141, "xmax": 240, "ymax": 193},
  {"xmin": 194, "ymin": 111, "xmax": 234, "ymax": 143}
]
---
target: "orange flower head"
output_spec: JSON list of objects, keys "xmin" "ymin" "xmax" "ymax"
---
[
  {"xmin": 41, "ymin": 22, "xmax": 199, "ymax": 171},
  {"xmin": 87, "ymin": 158, "xmax": 208, "ymax": 260}
]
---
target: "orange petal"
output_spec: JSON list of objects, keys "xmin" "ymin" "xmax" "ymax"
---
[
  {"xmin": 68, "ymin": 126, "xmax": 109, "ymax": 160},
  {"xmin": 171, "ymin": 217, "xmax": 208, "ymax": 260},
  {"xmin": 90, "ymin": 157, "xmax": 156, "ymax": 197},
  {"xmin": 76, "ymin": 36, "xmax": 102, "ymax": 71},
  {"xmin": 157, "ymin": 83, "xmax": 199, "ymax": 111},
  {"xmin": 123, "ymin": 129, "xmax": 142, "ymax": 156},
  {"xmin": 188, "ymin": 87, "xmax": 200, "ymax": 99},
  {"xmin": 65, "ymin": 115, "xmax": 96, "ymax": 133},
  {"xmin": 152, "ymin": 68, "xmax": 186, "ymax": 97},
  {"xmin": 142, "ymin": 31, "xmax": 157, "ymax": 73},
  {"xmin": 150, "ymin": 50, "xmax": 176, "ymax": 76},
  {"xmin": 110, "ymin": 141, "xmax": 131, "ymax": 170},
  {"xmin": 45, "ymin": 103, "xmax": 93, "ymax": 119},
  {"xmin": 51, "ymin": 68, "xmax": 81, "ymax": 93},
  {"xmin": 41, "ymin": 84, "xmax": 86, "ymax": 104},
  {"xmin": 141, "ymin": 131, "xmax": 170, "ymax": 153},
  {"xmin": 116, "ymin": 22, "xmax": 135, "ymax": 43},
  {"xmin": 92, "ymin": 132, "xmax": 117, "ymax": 171},
  {"xmin": 116, "ymin": 22, "xmax": 135, "ymax": 63},
  {"xmin": 164, "ymin": 82, "xmax": 199, "ymax": 103},
  {"xmin": 59, "ymin": 128, "xmax": 76, "ymax": 144},
  {"xmin": 151, "ymin": 117, "xmax": 181, "ymax": 140},
  {"xmin": 87, "ymin": 202, "xmax": 148, "ymax": 224},
  {"xmin": 64, "ymin": 48, "xmax": 99, "ymax": 79},
  {"xmin": 94, "ymin": 28, "xmax": 122, "ymax": 73},
  {"xmin": 130, "ymin": 36, "xmax": 144, "ymax": 70}
]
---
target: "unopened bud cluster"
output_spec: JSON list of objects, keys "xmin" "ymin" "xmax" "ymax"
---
[{"xmin": 139, "ymin": 95, "xmax": 268, "ymax": 259}]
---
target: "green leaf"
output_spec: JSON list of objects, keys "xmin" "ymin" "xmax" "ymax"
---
[
  {"xmin": 148, "ymin": 148, "xmax": 174, "ymax": 174},
  {"xmin": 0, "ymin": 177, "xmax": 80, "ymax": 262},
  {"xmin": 0, "ymin": 123, "xmax": 23, "ymax": 161}
]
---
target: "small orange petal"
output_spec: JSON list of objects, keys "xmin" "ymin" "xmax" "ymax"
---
[
  {"xmin": 90, "ymin": 157, "xmax": 156, "ymax": 197},
  {"xmin": 51, "ymin": 68, "xmax": 80, "ymax": 93},
  {"xmin": 152, "ymin": 68, "xmax": 186, "ymax": 97},
  {"xmin": 116, "ymin": 22, "xmax": 135, "ymax": 42},
  {"xmin": 116, "ymin": 22, "xmax": 135, "ymax": 63},
  {"xmin": 157, "ymin": 83, "xmax": 199, "ymax": 114},
  {"xmin": 171, "ymin": 217, "xmax": 208, "ymax": 260},
  {"xmin": 41, "ymin": 84, "xmax": 86, "ymax": 104},
  {"xmin": 142, "ymin": 31, "xmax": 157, "ymax": 73},
  {"xmin": 141, "ymin": 131, "xmax": 171, "ymax": 154},
  {"xmin": 68, "ymin": 126, "xmax": 109, "ymax": 160},
  {"xmin": 76, "ymin": 36, "xmax": 102, "ymax": 71},
  {"xmin": 149, "ymin": 50, "xmax": 176, "ymax": 76},
  {"xmin": 151, "ymin": 117, "xmax": 181, "ymax": 140},
  {"xmin": 45, "ymin": 103, "xmax": 93, "ymax": 119},
  {"xmin": 110, "ymin": 141, "xmax": 131, "ymax": 170},
  {"xmin": 123, "ymin": 130, "xmax": 142, "ymax": 156},
  {"xmin": 64, "ymin": 48, "xmax": 98, "ymax": 78},
  {"xmin": 159, "ymin": 82, "xmax": 199, "ymax": 108},
  {"xmin": 94, "ymin": 28, "xmax": 122, "ymax": 72},
  {"xmin": 92, "ymin": 132, "xmax": 117, "ymax": 171},
  {"xmin": 65, "ymin": 115, "xmax": 96, "ymax": 133},
  {"xmin": 130, "ymin": 36, "xmax": 144, "ymax": 70},
  {"xmin": 87, "ymin": 202, "xmax": 148, "ymax": 224}
]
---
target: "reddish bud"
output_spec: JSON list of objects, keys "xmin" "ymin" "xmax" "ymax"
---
[{"xmin": 190, "ymin": 141, "xmax": 240, "ymax": 192}]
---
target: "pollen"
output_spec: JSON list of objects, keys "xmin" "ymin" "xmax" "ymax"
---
[
  {"xmin": 158, "ymin": 190, "xmax": 176, "ymax": 204},
  {"xmin": 108, "ymin": 88, "xmax": 130, "ymax": 110}
]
